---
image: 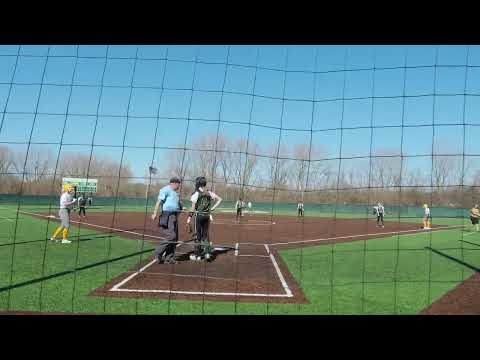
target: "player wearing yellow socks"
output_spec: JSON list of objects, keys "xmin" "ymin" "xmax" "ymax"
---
[
  {"xmin": 423, "ymin": 204, "xmax": 432, "ymax": 230},
  {"xmin": 470, "ymin": 204, "xmax": 479, "ymax": 232},
  {"xmin": 50, "ymin": 184, "xmax": 77, "ymax": 244}
]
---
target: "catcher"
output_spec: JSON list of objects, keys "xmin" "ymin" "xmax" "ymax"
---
[
  {"xmin": 50, "ymin": 184, "xmax": 77, "ymax": 244},
  {"xmin": 186, "ymin": 176, "xmax": 222, "ymax": 261}
]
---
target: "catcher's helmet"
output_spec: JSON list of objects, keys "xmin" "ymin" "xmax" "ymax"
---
[{"xmin": 195, "ymin": 176, "xmax": 207, "ymax": 188}]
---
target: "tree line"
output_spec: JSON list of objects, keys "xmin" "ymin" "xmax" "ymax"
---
[{"xmin": 1, "ymin": 138, "xmax": 479, "ymax": 207}]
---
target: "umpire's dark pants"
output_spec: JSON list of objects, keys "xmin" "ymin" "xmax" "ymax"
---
[{"xmin": 155, "ymin": 212, "xmax": 178, "ymax": 260}]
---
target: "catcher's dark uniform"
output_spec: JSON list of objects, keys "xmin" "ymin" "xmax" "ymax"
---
[{"xmin": 190, "ymin": 189, "xmax": 219, "ymax": 259}]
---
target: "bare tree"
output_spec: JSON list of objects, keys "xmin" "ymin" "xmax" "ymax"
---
[
  {"xmin": 0, "ymin": 146, "xmax": 15, "ymax": 174},
  {"xmin": 432, "ymin": 155, "xmax": 463, "ymax": 191},
  {"xmin": 24, "ymin": 148, "xmax": 53, "ymax": 182},
  {"xmin": 265, "ymin": 143, "xmax": 289, "ymax": 190},
  {"xmin": 167, "ymin": 148, "xmax": 190, "ymax": 181}
]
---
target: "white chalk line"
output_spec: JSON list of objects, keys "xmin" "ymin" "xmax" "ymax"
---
[
  {"xmin": 267, "ymin": 225, "xmax": 465, "ymax": 247},
  {"xmin": 110, "ymin": 244, "xmax": 293, "ymax": 298},
  {"xmin": 110, "ymin": 259, "xmax": 157, "ymax": 291},
  {"xmin": 118, "ymin": 270, "xmax": 277, "ymax": 284},
  {"xmin": 18, "ymin": 210, "xmax": 167, "ymax": 241},
  {"xmin": 212, "ymin": 220, "xmax": 276, "ymax": 226},
  {"xmin": 217, "ymin": 209, "xmax": 270, "ymax": 214},
  {"xmin": 0, "ymin": 215, "xmax": 14, "ymax": 223}
]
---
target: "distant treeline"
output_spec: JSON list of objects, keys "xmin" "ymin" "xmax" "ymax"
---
[{"xmin": 1, "ymin": 136, "xmax": 479, "ymax": 208}]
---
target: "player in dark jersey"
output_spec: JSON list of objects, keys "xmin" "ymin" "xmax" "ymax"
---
[
  {"xmin": 78, "ymin": 194, "xmax": 87, "ymax": 218},
  {"xmin": 187, "ymin": 176, "xmax": 222, "ymax": 261}
]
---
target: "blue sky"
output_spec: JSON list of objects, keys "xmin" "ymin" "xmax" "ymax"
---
[{"xmin": 0, "ymin": 45, "xmax": 479, "ymax": 185}]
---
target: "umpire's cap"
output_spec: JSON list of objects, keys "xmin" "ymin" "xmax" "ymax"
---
[{"xmin": 169, "ymin": 177, "xmax": 182, "ymax": 184}]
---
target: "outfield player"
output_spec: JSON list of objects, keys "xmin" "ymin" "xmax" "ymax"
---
[
  {"xmin": 187, "ymin": 176, "xmax": 222, "ymax": 261},
  {"xmin": 50, "ymin": 184, "xmax": 77, "ymax": 244},
  {"xmin": 151, "ymin": 177, "xmax": 182, "ymax": 264},
  {"xmin": 423, "ymin": 204, "xmax": 432, "ymax": 230},
  {"xmin": 235, "ymin": 197, "xmax": 244, "ymax": 222},
  {"xmin": 374, "ymin": 202, "xmax": 385, "ymax": 228},
  {"xmin": 470, "ymin": 204, "xmax": 479, "ymax": 232},
  {"xmin": 297, "ymin": 202, "xmax": 304, "ymax": 218}
]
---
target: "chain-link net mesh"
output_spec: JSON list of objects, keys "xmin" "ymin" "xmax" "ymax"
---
[{"xmin": 0, "ymin": 45, "xmax": 479, "ymax": 314}]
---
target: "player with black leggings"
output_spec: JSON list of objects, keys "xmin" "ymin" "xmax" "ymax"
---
[
  {"xmin": 78, "ymin": 194, "xmax": 87, "ymax": 218},
  {"xmin": 187, "ymin": 177, "xmax": 222, "ymax": 261}
]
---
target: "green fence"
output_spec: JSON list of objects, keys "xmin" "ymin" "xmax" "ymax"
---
[{"xmin": 0, "ymin": 194, "xmax": 470, "ymax": 218}]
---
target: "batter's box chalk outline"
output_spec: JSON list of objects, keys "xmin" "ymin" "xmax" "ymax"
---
[{"xmin": 108, "ymin": 246, "xmax": 293, "ymax": 298}]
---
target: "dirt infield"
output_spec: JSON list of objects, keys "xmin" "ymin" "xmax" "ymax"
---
[
  {"xmin": 28, "ymin": 210, "xmax": 428, "ymax": 304},
  {"xmin": 421, "ymin": 273, "xmax": 480, "ymax": 315}
]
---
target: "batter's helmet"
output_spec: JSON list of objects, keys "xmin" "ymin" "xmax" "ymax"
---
[
  {"xmin": 423, "ymin": 204, "xmax": 428, "ymax": 208},
  {"xmin": 195, "ymin": 176, "xmax": 207, "ymax": 188},
  {"xmin": 63, "ymin": 184, "xmax": 74, "ymax": 192}
]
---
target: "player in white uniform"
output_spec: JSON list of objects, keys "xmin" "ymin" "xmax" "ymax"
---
[
  {"xmin": 235, "ymin": 198, "xmax": 244, "ymax": 222},
  {"xmin": 50, "ymin": 184, "xmax": 77, "ymax": 244},
  {"xmin": 297, "ymin": 202, "xmax": 304, "ymax": 218},
  {"xmin": 423, "ymin": 204, "xmax": 432, "ymax": 230},
  {"xmin": 374, "ymin": 202, "xmax": 385, "ymax": 228}
]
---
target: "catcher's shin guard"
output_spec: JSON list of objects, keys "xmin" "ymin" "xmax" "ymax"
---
[{"xmin": 62, "ymin": 228, "xmax": 69, "ymax": 240}]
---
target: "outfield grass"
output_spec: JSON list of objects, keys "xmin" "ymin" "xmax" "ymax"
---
[
  {"xmin": 0, "ymin": 204, "xmax": 478, "ymax": 314},
  {"xmin": 4, "ymin": 203, "xmax": 468, "ymax": 226}
]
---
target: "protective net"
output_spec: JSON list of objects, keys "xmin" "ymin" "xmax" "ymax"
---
[{"xmin": 0, "ymin": 45, "xmax": 479, "ymax": 314}]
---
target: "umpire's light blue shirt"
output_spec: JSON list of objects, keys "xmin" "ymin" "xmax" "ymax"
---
[{"xmin": 158, "ymin": 185, "xmax": 180, "ymax": 212}]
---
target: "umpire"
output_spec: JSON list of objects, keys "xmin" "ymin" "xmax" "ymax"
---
[{"xmin": 151, "ymin": 177, "xmax": 183, "ymax": 264}]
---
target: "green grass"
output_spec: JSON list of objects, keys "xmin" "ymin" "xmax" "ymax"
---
[
  {"xmin": 2, "ymin": 203, "xmax": 467, "ymax": 225},
  {"xmin": 0, "ymin": 204, "xmax": 478, "ymax": 314}
]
